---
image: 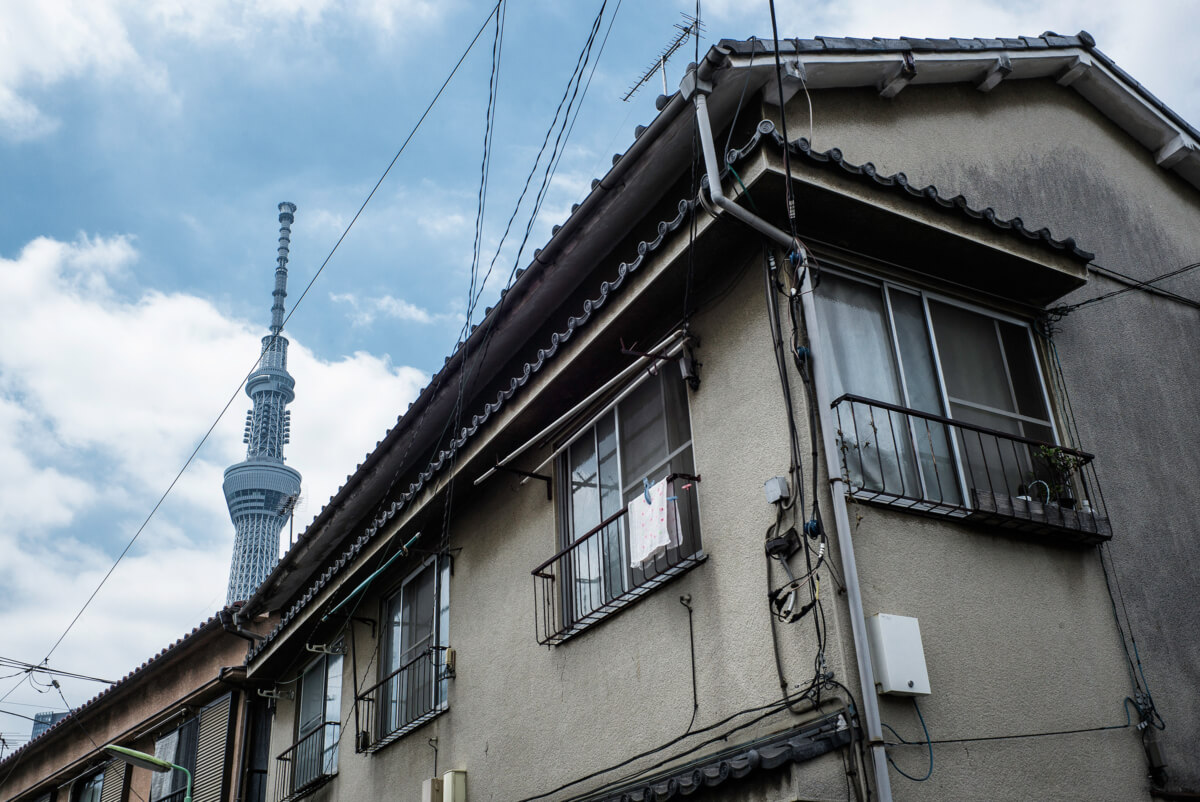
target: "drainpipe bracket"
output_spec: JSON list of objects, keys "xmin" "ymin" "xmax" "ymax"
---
[{"xmin": 679, "ymin": 69, "xmax": 713, "ymax": 102}]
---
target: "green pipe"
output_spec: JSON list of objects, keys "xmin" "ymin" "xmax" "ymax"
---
[{"xmin": 321, "ymin": 531, "xmax": 422, "ymax": 622}]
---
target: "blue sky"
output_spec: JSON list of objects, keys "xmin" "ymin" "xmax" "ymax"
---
[{"xmin": 2, "ymin": 0, "xmax": 1198, "ymax": 759}]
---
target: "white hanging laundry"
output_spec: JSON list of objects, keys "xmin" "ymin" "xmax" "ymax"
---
[{"xmin": 629, "ymin": 477, "xmax": 679, "ymax": 567}]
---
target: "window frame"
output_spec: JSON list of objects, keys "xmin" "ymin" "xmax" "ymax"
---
[
  {"xmin": 293, "ymin": 645, "xmax": 342, "ymax": 782},
  {"xmin": 69, "ymin": 771, "xmax": 103, "ymax": 802},
  {"xmin": 814, "ymin": 261, "xmax": 1104, "ymax": 529},
  {"xmin": 375, "ymin": 555, "xmax": 450, "ymax": 741},
  {"xmin": 149, "ymin": 717, "xmax": 198, "ymax": 802},
  {"xmin": 535, "ymin": 363, "xmax": 704, "ymax": 644}
]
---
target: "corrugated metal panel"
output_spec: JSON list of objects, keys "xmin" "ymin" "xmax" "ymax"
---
[
  {"xmin": 99, "ymin": 761, "xmax": 125, "ymax": 802},
  {"xmin": 193, "ymin": 695, "xmax": 232, "ymax": 802}
]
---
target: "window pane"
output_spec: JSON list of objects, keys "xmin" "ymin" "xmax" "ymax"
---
[
  {"xmin": 173, "ymin": 719, "xmax": 199, "ymax": 791},
  {"xmin": 950, "ymin": 402, "xmax": 1028, "ymax": 498},
  {"xmin": 815, "ymin": 275, "xmax": 917, "ymax": 496},
  {"xmin": 618, "ymin": 377, "xmax": 667, "ymax": 489},
  {"xmin": 596, "ymin": 412, "xmax": 627, "ymax": 600},
  {"xmin": 323, "ymin": 655, "xmax": 342, "ymax": 774},
  {"xmin": 399, "ymin": 566, "xmax": 435, "ymax": 663},
  {"xmin": 299, "ymin": 660, "xmax": 325, "ymax": 735},
  {"xmin": 929, "ymin": 301, "xmax": 1014, "ymax": 413},
  {"xmin": 999, "ymin": 322, "xmax": 1050, "ymax": 422},
  {"xmin": 814, "ymin": 274, "xmax": 903, "ymax": 404},
  {"xmin": 891, "ymin": 289, "xmax": 960, "ymax": 505},
  {"xmin": 662, "ymin": 370, "xmax": 692, "ymax": 452},
  {"xmin": 567, "ymin": 428, "xmax": 600, "ymax": 540},
  {"xmin": 77, "ymin": 774, "xmax": 103, "ymax": 802},
  {"xmin": 151, "ymin": 731, "xmax": 178, "ymax": 800}
]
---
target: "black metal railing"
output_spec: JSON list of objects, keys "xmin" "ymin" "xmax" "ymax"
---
[
  {"xmin": 831, "ymin": 394, "xmax": 1111, "ymax": 543},
  {"xmin": 273, "ymin": 721, "xmax": 338, "ymax": 802},
  {"xmin": 354, "ymin": 646, "xmax": 450, "ymax": 754},
  {"xmin": 154, "ymin": 789, "xmax": 188, "ymax": 802},
  {"xmin": 533, "ymin": 474, "xmax": 704, "ymax": 645}
]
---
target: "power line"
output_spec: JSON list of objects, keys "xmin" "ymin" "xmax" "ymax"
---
[
  {"xmin": 0, "ymin": 657, "xmax": 115, "ymax": 685},
  {"xmin": 1053, "ymin": 260, "xmax": 1200, "ymax": 315},
  {"xmin": 9, "ymin": 0, "xmax": 506, "ymax": 692}
]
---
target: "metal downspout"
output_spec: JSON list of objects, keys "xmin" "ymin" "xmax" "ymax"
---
[{"xmin": 686, "ymin": 66, "xmax": 895, "ymax": 802}]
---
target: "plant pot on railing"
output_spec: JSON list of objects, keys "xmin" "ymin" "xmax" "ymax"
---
[{"xmin": 1034, "ymin": 445, "xmax": 1085, "ymax": 509}]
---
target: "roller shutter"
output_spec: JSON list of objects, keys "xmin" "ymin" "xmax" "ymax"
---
[
  {"xmin": 99, "ymin": 761, "xmax": 125, "ymax": 802},
  {"xmin": 192, "ymin": 694, "xmax": 232, "ymax": 802}
]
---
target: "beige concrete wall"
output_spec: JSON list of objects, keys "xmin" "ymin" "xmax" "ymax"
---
[
  {"xmin": 263, "ymin": 254, "xmax": 855, "ymax": 802},
  {"xmin": 782, "ymin": 78, "xmax": 1199, "ymax": 793},
  {"xmin": 260, "ymin": 75, "xmax": 1195, "ymax": 802}
]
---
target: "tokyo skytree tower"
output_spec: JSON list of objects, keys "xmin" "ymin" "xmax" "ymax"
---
[{"xmin": 224, "ymin": 203, "xmax": 303, "ymax": 604}]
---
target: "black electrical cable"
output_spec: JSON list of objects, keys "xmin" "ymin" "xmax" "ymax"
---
[
  {"xmin": 517, "ymin": 696, "xmax": 798, "ymax": 801},
  {"xmin": 1040, "ymin": 329, "xmax": 1164, "ymax": 732},
  {"xmin": 1051, "ymin": 260, "xmax": 1200, "ymax": 315},
  {"xmin": 0, "ymin": 658, "xmax": 115, "ymax": 685},
  {"xmin": 1, "ymin": 2, "xmax": 509, "ymax": 704},
  {"xmin": 767, "ymin": 0, "xmax": 799, "ymax": 241},
  {"xmin": 722, "ymin": 38, "xmax": 757, "ymax": 164},
  {"xmin": 881, "ymin": 698, "xmax": 932, "ymax": 782}
]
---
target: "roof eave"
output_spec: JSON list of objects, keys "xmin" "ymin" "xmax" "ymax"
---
[{"xmin": 718, "ymin": 37, "xmax": 1200, "ymax": 192}]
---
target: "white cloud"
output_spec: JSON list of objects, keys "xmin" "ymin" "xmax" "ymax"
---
[
  {"xmin": 0, "ymin": 232, "xmax": 425, "ymax": 740},
  {"xmin": 330, "ymin": 290, "xmax": 462, "ymax": 327},
  {"xmin": 0, "ymin": 0, "xmax": 454, "ymax": 142}
]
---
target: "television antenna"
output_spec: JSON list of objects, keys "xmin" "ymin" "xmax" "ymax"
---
[{"xmin": 623, "ymin": 13, "xmax": 704, "ymax": 102}]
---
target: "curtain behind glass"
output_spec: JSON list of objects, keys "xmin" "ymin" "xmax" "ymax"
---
[
  {"xmin": 815, "ymin": 275, "xmax": 918, "ymax": 496},
  {"xmin": 150, "ymin": 730, "xmax": 177, "ymax": 800}
]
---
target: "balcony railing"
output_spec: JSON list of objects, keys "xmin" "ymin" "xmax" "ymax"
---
[
  {"xmin": 355, "ymin": 646, "xmax": 449, "ymax": 754},
  {"xmin": 831, "ymin": 394, "xmax": 1111, "ymax": 544},
  {"xmin": 532, "ymin": 474, "xmax": 705, "ymax": 645},
  {"xmin": 273, "ymin": 721, "xmax": 338, "ymax": 802}
]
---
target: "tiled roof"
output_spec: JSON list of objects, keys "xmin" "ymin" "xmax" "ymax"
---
[
  {"xmin": 589, "ymin": 712, "xmax": 852, "ymax": 802},
  {"xmin": 247, "ymin": 37, "xmax": 1111, "ymax": 662},
  {"xmin": 0, "ymin": 612, "xmax": 225, "ymax": 772},
  {"xmin": 719, "ymin": 31, "xmax": 1200, "ymax": 152},
  {"xmin": 721, "ymin": 31, "xmax": 1096, "ymax": 54},
  {"xmin": 726, "ymin": 119, "xmax": 1093, "ymax": 260}
]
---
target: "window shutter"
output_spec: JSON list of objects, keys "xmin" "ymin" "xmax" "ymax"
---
[
  {"xmin": 193, "ymin": 695, "xmax": 232, "ymax": 802},
  {"xmin": 99, "ymin": 761, "xmax": 125, "ymax": 802}
]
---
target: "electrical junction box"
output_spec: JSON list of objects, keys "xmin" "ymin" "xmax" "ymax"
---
[
  {"xmin": 442, "ymin": 770, "xmax": 467, "ymax": 802},
  {"xmin": 764, "ymin": 476, "xmax": 790, "ymax": 504},
  {"xmin": 866, "ymin": 613, "xmax": 931, "ymax": 696},
  {"xmin": 421, "ymin": 778, "xmax": 442, "ymax": 802}
]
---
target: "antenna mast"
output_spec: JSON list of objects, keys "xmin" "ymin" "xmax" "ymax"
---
[{"xmin": 623, "ymin": 13, "xmax": 704, "ymax": 102}]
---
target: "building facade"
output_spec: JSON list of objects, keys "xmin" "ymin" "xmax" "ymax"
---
[
  {"xmin": 9, "ymin": 30, "xmax": 1195, "ymax": 802},
  {"xmin": 231, "ymin": 32, "xmax": 1197, "ymax": 802},
  {"xmin": 0, "ymin": 611, "xmax": 274, "ymax": 802}
]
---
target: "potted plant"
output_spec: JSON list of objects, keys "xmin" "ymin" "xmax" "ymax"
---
[{"xmin": 1035, "ymin": 445, "xmax": 1084, "ymax": 509}]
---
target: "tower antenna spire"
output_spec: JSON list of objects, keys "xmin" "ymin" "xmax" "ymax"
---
[
  {"xmin": 223, "ymin": 203, "xmax": 304, "ymax": 604},
  {"xmin": 271, "ymin": 202, "xmax": 296, "ymax": 335}
]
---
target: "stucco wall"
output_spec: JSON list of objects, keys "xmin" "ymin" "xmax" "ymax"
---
[
  {"xmin": 259, "ymin": 75, "xmax": 1195, "ymax": 802},
  {"xmin": 782, "ymin": 79, "xmax": 1200, "ymax": 791},
  {"xmin": 263, "ymin": 253, "xmax": 858, "ymax": 802}
]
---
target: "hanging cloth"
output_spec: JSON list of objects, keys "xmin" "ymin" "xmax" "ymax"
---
[{"xmin": 628, "ymin": 477, "xmax": 679, "ymax": 566}]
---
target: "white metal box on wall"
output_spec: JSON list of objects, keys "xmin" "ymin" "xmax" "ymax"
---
[{"xmin": 866, "ymin": 613, "xmax": 931, "ymax": 696}]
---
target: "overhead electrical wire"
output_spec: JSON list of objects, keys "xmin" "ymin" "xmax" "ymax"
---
[
  {"xmin": 1051, "ymin": 260, "xmax": 1200, "ymax": 315},
  {"xmin": 0, "ymin": 1, "xmax": 509, "ymax": 714},
  {"xmin": 320, "ymin": 0, "xmax": 619, "ymax": 653},
  {"xmin": 0, "ymin": 658, "xmax": 114, "ymax": 686},
  {"xmin": 312, "ymin": 8, "xmax": 623, "ymax": 765}
]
